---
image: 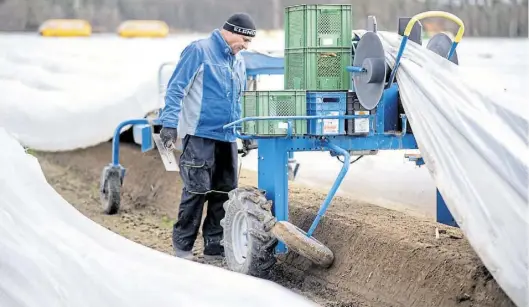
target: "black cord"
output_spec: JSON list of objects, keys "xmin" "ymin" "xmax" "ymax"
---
[{"xmin": 336, "ymin": 154, "xmax": 364, "ymax": 164}]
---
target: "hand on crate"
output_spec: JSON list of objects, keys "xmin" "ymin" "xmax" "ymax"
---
[{"xmin": 160, "ymin": 127, "xmax": 178, "ymax": 150}]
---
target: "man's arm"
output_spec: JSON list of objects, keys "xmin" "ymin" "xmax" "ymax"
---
[{"xmin": 160, "ymin": 43, "xmax": 203, "ymax": 128}]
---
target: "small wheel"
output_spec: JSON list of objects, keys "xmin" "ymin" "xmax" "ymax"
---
[
  {"xmin": 221, "ymin": 187, "xmax": 278, "ymax": 278},
  {"xmin": 99, "ymin": 165, "xmax": 123, "ymax": 215}
]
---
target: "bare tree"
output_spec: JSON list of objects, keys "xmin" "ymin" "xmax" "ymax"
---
[{"xmin": 0, "ymin": 0, "xmax": 526, "ymax": 36}]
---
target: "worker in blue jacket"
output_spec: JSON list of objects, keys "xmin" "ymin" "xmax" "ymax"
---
[{"xmin": 158, "ymin": 13, "xmax": 255, "ymax": 260}]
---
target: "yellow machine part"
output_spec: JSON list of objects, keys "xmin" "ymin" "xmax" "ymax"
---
[
  {"xmin": 117, "ymin": 20, "xmax": 169, "ymax": 38},
  {"xmin": 39, "ymin": 19, "xmax": 92, "ymax": 37}
]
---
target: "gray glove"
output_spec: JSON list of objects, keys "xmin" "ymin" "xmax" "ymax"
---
[{"xmin": 160, "ymin": 127, "xmax": 178, "ymax": 149}]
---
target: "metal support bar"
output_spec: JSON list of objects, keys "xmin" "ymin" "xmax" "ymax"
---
[
  {"xmin": 346, "ymin": 66, "xmax": 366, "ymax": 73},
  {"xmin": 112, "ymin": 119, "xmax": 151, "ymax": 166},
  {"xmin": 447, "ymin": 42, "xmax": 459, "ymax": 60},
  {"xmin": 225, "ymin": 115, "xmax": 373, "ymax": 131},
  {"xmin": 387, "ymin": 35, "xmax": 408, "ymax": 88},
  {"xmin": 436, "ymin": 189, "xmax": 458, "ymax": 227},
  {"xmin": 234, "ymin": 133, "xmax": 417, "ymax": 152},
  {"xmin": 306, "ymin": 142, "xmax": 350, "ymax": 236},
  {"xmin": 400, "ymin": 114, "xmax": 408, "ymax": 136},
  {"xmin": 257, "ymin": 138, "xmax": 290, "ymax": 254}
]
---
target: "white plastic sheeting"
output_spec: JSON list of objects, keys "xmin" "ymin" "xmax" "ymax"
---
[
  {"xmin": 0, "ymin": 127, "xmax": 317, "ymax": 307},
  {"xmin": 0, "ymin": 35, "xmax": 179, "ymax": 151},
  {"xmin": 377, "ymin": 31, "xmax": 528, "ymax": 307},
  {"xmin": 2, "ymin": 34, "xmax": 524, "ymax": 218},
  {"xmin": 0, "ymin": 32, "xmax": 526, "ymax": 306},
  {"xmin": 0, "ymin": 34, "xmax": 280, "ymax": 152}
]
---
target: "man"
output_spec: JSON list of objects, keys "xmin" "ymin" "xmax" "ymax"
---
[{"xmin": 158, "ymin": 13, "xmax": 256, "ymax": 260}]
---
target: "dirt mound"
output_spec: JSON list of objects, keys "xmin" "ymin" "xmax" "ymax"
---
[{"xmin": 34, "ymin": 141, "xmax": 515, "ymax": 307}]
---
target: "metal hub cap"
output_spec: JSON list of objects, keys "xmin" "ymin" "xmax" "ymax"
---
[
  {"xmin": 231, "ymin": 211, "xmax": 249, "ymax": 264},
  {"xmin": 352, "ymin": 31, "xmax": 387, "ymax": 110}
]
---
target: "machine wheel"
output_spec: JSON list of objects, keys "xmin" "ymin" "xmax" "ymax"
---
[
  {"xmin": 221, "ymin": 187, "xmax": 278, "ymax": 278},
  {"xmin": 426, "ymin": 32, "xmax": 459, "ymax": 65},
  {"xmin": 271, "ymin": 221, "xmax": 334, "ymax": 268},
  {"xmin": 99, "ymin": 165, "xmax": 123, "ymax": 215}
]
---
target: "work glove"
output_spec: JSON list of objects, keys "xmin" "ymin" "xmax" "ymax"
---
[
  {"xmin": 239, "ymin": 139, "xmax": 257, "ymax": 157},
  {"xmin": 160, "ymin": 127, "xmax": 178, "ymax": 149}
]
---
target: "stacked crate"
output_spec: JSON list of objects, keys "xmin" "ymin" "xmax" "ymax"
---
[
  {"xmin": 240, "ymin": 4, "xmax": 353, "ymax": 136},
  {"xmin": 345, "ymin": 91, "xmax": 376, "ymax": 135},
  {"xmin": 306, "ymin": 90, "xmax": 347, "ymax": 135},
  {"xmin": 285, "ymin": 4, "xmax": 352, "ymax": 135},
  {"xmin": 284, "ymin": 4, "xmax": 352, "ymax": 91},
  {"xmin": 241, "ymin": 90, "xmax": 307, "ymax": 135}
]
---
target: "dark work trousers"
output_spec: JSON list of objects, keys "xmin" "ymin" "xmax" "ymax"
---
[{"xmin": 172, "ymin": 134, "xmax": 238, "ymax": 255}]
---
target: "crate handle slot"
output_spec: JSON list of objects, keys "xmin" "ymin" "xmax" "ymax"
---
[
  {"xmin": 322, "ymin": 97, "xmax": 340, "ymax": 103},
  {"xmin": 274, "ymin": 96, "xmax": 293, "ymax": 100}
]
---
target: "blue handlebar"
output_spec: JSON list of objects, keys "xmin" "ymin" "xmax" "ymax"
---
[{"xmin": 223, "ymin": 114, "xmax": 372, "ymax": 130}]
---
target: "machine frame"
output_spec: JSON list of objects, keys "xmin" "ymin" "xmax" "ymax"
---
[
  {"xmin": 99, "ymin": 10, "xmax": 465, "ymax": 278},
  {"xmin": 218, "ymin": 10, "xmax": 465, "ymax": 274}
]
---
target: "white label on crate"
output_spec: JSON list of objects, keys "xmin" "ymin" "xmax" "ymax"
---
[
  {"xmin": 354, "ymin": 111, "xmax": 370, "ymax": 133},
  {"xmin": 278, "ymin": 122, "xmax": 289, "ymax": 129},
  {"xmin": 322, "ymin": 38, "xmax": 334, "ymax": 46},
  {"xmin": 323, "ymin": 112, "xmax": 339, "ymax": 134}
]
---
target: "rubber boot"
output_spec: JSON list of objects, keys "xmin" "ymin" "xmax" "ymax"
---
[{"xmin": 174, "ymin": 247, "xmax": 194, "ymax": 260}]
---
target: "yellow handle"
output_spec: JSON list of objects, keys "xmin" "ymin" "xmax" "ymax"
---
[{"xmin": 404, "ymin": 11, "xmax": 465, "ymax": 43}]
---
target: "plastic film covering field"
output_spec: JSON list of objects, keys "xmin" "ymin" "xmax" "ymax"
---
[
  {"xmin": 373, "ymin": 30, "xmax": 528, "ymax": 307},
  {"xmin": 0, "ymin": 128, "xmax": 316, "ymax": 307}
]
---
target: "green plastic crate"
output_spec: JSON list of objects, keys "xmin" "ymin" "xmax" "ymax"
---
[
  {"xmin": 284, "ymin": 4, "xmax": 352, "ymax": 49},
  {"xmin": 241, "ymin": 90, "xmax": 307, "ymax": 135},
  {"xmin": 284, "ymin": 47, "xmax": 351, "ymax": 90}
]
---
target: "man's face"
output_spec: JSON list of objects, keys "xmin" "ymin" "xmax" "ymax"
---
[{"xmin": 229, "ymin": 33, "xmax": 252, "ymax": 54}]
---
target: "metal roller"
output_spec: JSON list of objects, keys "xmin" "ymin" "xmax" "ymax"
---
[
  {"xmin": 351, "ymin": 32, "xmax": 387, "ymax": 110},
  {"xmin": 426, "ymin": 32, "xmax": 459, "ymax": 65}
]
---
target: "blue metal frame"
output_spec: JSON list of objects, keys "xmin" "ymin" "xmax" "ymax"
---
[
  {"xmin": 216, "ymin": 21, "xmax": 463, "ymax": 254},
  {"xmin": 344, "ymin": 16, "xmax": 463, "ymax": 229},
  {"xmin": 107, "ymin": 28, "xmax": 460, "ymax": 256},
  {"xmin": 437, "ymin": 189, "xmax": 457, "ymax": 227},
  {"xmin": 111, "ymin": 118, "xmax": 160, "ymax": 167},
  {"xmin": 307, "ymin": 142, "xmax": 350, "ymax": 236},
  {"xmin": 223, "ymin": 96, "xmax": 421, "ymax": 254}
]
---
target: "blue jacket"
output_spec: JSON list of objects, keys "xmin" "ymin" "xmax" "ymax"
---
[{"xmin": 159, "ymin": 29, "xmax": 246, "ymax": 143}]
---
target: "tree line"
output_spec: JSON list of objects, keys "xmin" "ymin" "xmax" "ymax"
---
[{"xmin": 0, "ymin": 0, "xmax": 527, "ymax": 37}]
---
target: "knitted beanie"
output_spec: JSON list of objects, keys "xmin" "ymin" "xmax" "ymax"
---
[{"xmin": 223, "ymin": 13, "xmax": 256, "ymax": 37}]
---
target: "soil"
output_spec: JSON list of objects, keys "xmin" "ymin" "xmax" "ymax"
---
[{"xmin": 34, "ymin": 140, "xmax": 515, "ymax": 307}]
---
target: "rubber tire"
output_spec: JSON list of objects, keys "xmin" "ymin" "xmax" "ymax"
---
[
  {"xmin": 221, "ymin": 186, "xmax": 278, "ymax": 278},
  {"xmin": 99, "ymin": 166, "xmax": 122, "ymax": 215}
]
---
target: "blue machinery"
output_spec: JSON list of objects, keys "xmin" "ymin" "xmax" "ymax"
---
[{"xmin": 100, "ymin": 10, "xmax": 465, "ymax": 276}]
